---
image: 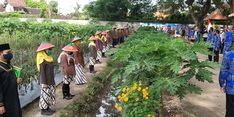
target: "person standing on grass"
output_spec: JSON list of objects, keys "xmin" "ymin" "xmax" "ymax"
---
[
  {"xmin": 59, "ymin": 43, "xmax": 77, "ymax": 100},
  {"xmin": 213, "ymin": 30, "xmax": 221, "ymax": 63},
  {"xmin": 36, "ymin": 42, "xmax": 56, "ymax": 116},
  {"xmin": 88, "ymin": 36, "xmax": 98, "ymax": 73},
  {"xmin": 219, "ymin": 45, "xmax": 234, "ymax": 117},
  {"xmin": 207, "ymin": 27, "xmax": 215, "ymax": 61},
  {"xmin": 223, "ymin": 27, "xmax": 233, "ymax": 57},
  {"xmin": 95, "ymin": 31, "xmax": 104, "ymax": 63},
  {"xmin": 72, "ymin": 37, "xmax": 87, "ymax": 85},
  {"xmin": 0, "ymin": 43, "xmax": 22, "ymax": 117}
]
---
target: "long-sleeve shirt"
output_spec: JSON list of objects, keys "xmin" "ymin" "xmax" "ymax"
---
[
  {"xmin": 213, "ymin": 34, "xmax": 221, "ymax": 51},
  {"xmin": 219, "ymin": 51, "xmax": 234, "ymax": 94},
  {"xmin": 207, "ymin": 32, "xmax": 215, "ymax": 45},
  {"xmin": 0, "ymin": 61, "xmax": 22, "ymax": 117},
  {"xmin": 60, "ymin": 54, "xmax": 75, "ymax": 76},
  {"xmin": 39, "ymin": 60, "xmax": 55, "ymax": 85}
]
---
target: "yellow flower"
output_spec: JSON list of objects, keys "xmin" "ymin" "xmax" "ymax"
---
[
  {"xmin": 146, "ymin": 87, "xmax": 149, "ymax": 90},
  {"xmin": 123, "ymin": 97, "xmax": 129, "ymax": 102},
  {"xmin": 152, "ymin": 115, "xmax": 155, "ymax": 117},
  {"xmin": 115, "ymin": 103, "xmax": 118, "ymax": 108},
  {"xmin": 126, "ymin": 87, "xmax": 130, "ymax": 91},
  {"xmin": 118, "ymin": 95, "xmax": 121, "ymax": 99},
  {"xmin": 122, "ymin": 87, "xmax": 127, "ymax": 92},
  {"xmin": 145, "ymin": 97, "xmax": 149, "ymax": 100},
  {"xmin": 118, "ymin": 106, "xmax": 123, "ymax": 111},
  {"xmin": 139, "ymin": 82, "xmax": 142, "ymax": 86},
  {"xmin": 138, "ymin": 87, "xmax": 142, "ymax": 91},
  {"xmin": 147, "ymin": 114, "xmax": 151, "ymax": 117}
]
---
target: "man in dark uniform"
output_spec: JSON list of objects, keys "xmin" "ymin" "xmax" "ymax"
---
[{"xmin": 0, "ymin": 43, "xmax": 22, "ymax": 117}]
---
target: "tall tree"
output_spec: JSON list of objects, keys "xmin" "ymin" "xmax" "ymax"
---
[
  {"xmin": 127, "ymin": 0, "xmax": 156, "ymax": 20},
  {"xmin": 84, "ymin": 0, "xmax": 129, "ymax": 21},
  {"xmin": 186, "ymin": 0, "xmax": 211, "ymax": 29}
]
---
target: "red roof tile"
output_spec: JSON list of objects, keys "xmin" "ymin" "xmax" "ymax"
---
[{"xmin": 7, "ymin": 0, "xmax": 26, "ymax": 7}]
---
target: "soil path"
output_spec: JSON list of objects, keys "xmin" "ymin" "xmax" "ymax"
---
[
  {"xmin": 22, "ymin": 57, "xmax": 109, "ymax": 117},
  {"xmin": 181, "ymin": 54, "xmax": 225, "ymax": 117}
]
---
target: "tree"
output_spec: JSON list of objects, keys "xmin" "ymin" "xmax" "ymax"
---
[
  {"xmin": 127, "ymin": 0, "xmax": 156, "ymax": 20},
  {"xmin": 84, "ymin": 0, "xmax": 129, "ymax": 21},
  {"xmin": 185, "ymin": 0, "xmax": 211, "ymax": 30},
  {"xmin": 26, "ymin": 0, "xmax": 47, "ymax": 9},
  {"xmin": 47, "ymin": 0, "xmax": 58, "ymax": 18}
]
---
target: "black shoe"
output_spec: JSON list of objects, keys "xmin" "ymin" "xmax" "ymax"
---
[
  {"xmin": 63, "ymin": 96, "xmax": 72, "ymax": 100},
  {"xmin": 41, "ymin": 109, "xmax": 54, "ymax": 116},
  {"xmin": 70, "ymin": 94, "xmax": 75, "ymax": 98},
  {"xmin": 47, "ymin": 108, "xmax": 56, "ymax": 113}
]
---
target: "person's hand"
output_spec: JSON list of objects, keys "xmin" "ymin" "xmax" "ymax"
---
[
  {"xmin": 0, "ymin": 106, "xmax": 6, "ymax": 114},
  {"xmin": 17, "ymin": 78, "xmax": 22, "ymax": 84},
  {"xmin": 220, "ymin": 87, "xmax": 225, "ymax": 93}
]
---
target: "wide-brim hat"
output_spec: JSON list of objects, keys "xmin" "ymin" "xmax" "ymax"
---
[
  {"xmin": 101, "ymin": 31, "xmax": 107, "ymax": 35},
  {"xmin": 62, "ymin": 43, "xmax": 78, "ymax": 52},
  {"xmin": 95, "ymin": 31, "xmax": 102, "ymax": 35},
  {"xmin": 89, "ymin": 36, "xmax": 97, "ymax": 41},
  {"xmin": 72, "ymin": 36, "xmax": 83, "ymax": 42},
  {"xmin": 36, "ymin": 42, "xmax": 55, "ymax": 52}
]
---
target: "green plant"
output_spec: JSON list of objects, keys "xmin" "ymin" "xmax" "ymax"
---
[{"xmin": 110, "ymin": 27, "xmax": 215, "ymax": 116}]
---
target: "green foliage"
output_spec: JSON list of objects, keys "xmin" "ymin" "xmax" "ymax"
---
[
  {"xmin": 0, "ymin": 18, "xmax": 111, "ymax": 82},
  {"xmin": 84, "ymin": 0, "xmax": 156, "ymax": 21},
  {"xmin": 26, "ymin": 0, "xmax": 47, "ymax": 9},
  {"xmin": 84, "ymin": 0, "xmax": 129, "ymax": 21},
  {"xmin": 63, "ymin": 67, "xmax": 114, "ymax": 116},
  {"xmin": 111, "ymin": 27, "xmax": 215, "ymax": 115}
]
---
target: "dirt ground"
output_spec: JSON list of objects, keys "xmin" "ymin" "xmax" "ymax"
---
[
  {"xmin": 179, "ymin": 54, "xmax": 225, "ymax": 117},
  {"xmin": 22, "ymin": 57, "xmax": 109, "ymax": 117}
]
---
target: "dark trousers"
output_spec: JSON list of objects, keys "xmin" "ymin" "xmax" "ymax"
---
[
  {"xmin": 226, "ymin": 94, "xmax": 234, "ymax": 117},
  {"xmin": 62, "ymin": 83, "xmax": 70, "ymax": 97},
  {"xmin": 221, "ymin": 42, "xmax": 224, "ymax": 54},
  {"xmin": 214, "ymin": 50, "xmax": 219, "ymax": 62},
  {"xmin": 208, "ymin": 48, "xmax": 213, "ymax": 61}
]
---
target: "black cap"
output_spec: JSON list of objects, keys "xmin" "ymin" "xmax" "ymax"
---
[{"xmin": 0, "ymin": 43, "xmax": 10, "ymax": 51}]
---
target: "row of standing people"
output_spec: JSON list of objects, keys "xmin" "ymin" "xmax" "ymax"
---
[
  {"xmin": 206, "ymin": 27, "xmax": 233, "ymax": 63},
  {"xmin": 36, "ymin": 26, "xmax": 129, "ymax": 116}
]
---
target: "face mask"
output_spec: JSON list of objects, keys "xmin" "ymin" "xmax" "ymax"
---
[
  {"xmin": 3, "ymin": 53, "xmax": 13, "ymax": 61},
  {"xmin": 47, "ymin": 50, "xmax": 52, "ymax": 56}
]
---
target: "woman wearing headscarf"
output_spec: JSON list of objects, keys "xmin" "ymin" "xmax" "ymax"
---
[
  {"xmin": 36, "ymin": 42, "xmax": 56, "ymax": 116},
  {"xmin": 72, "ymin": 37, "xmax": 87, "ymax": 85},
  {"xmin": 58, "ymin": 43, "xmax": 77, "ymax": 100}
]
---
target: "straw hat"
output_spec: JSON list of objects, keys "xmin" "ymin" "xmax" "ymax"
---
[
  {"xmin": 72, "ymin": 36, "xmax": 83, "ymax": 43},
  {"xmin": 95, "ymin": 31, "xmax": 102, "ymax": 35},
  {"xmin": 62, "ymin": 43, "xmax": 78, "ymax": 52},
  {"xmin": 36, "ymin": 41, "xmax": 55, "ymax": 52},
  {"xmin": 89, "ymin": 36, "xmax": 97, "ymax": 41}
]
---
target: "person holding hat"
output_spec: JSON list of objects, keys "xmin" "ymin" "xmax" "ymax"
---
[
  {"xmin": 95, "ymin": 31, "xmax": 103, "ymax": 63},
  {"xmin": 88, "ymin": 36, "xmax": 97, "ymax": 73},
  {"xmin": 58, "ymin": 43, "xmax": 77, "ymax": 100},
  {"xmin": 219, "ymin": 44, "xmax": 234, "ymax": 117},
  {"xmin": 36, "ymin": 42, "xmax": 56, "ymax": 115},
  {"xmin": 0, "ymin": 43, "xmax": 22, "ymax": 117},
  {"xmin": 72, "ymin": 37, "xmax": 87, "ymax": 85}
]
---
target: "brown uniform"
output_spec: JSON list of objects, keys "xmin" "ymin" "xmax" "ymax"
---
[{"xmin": 74, "ymin": 46, "xmax": 85, "ymax": 67}]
